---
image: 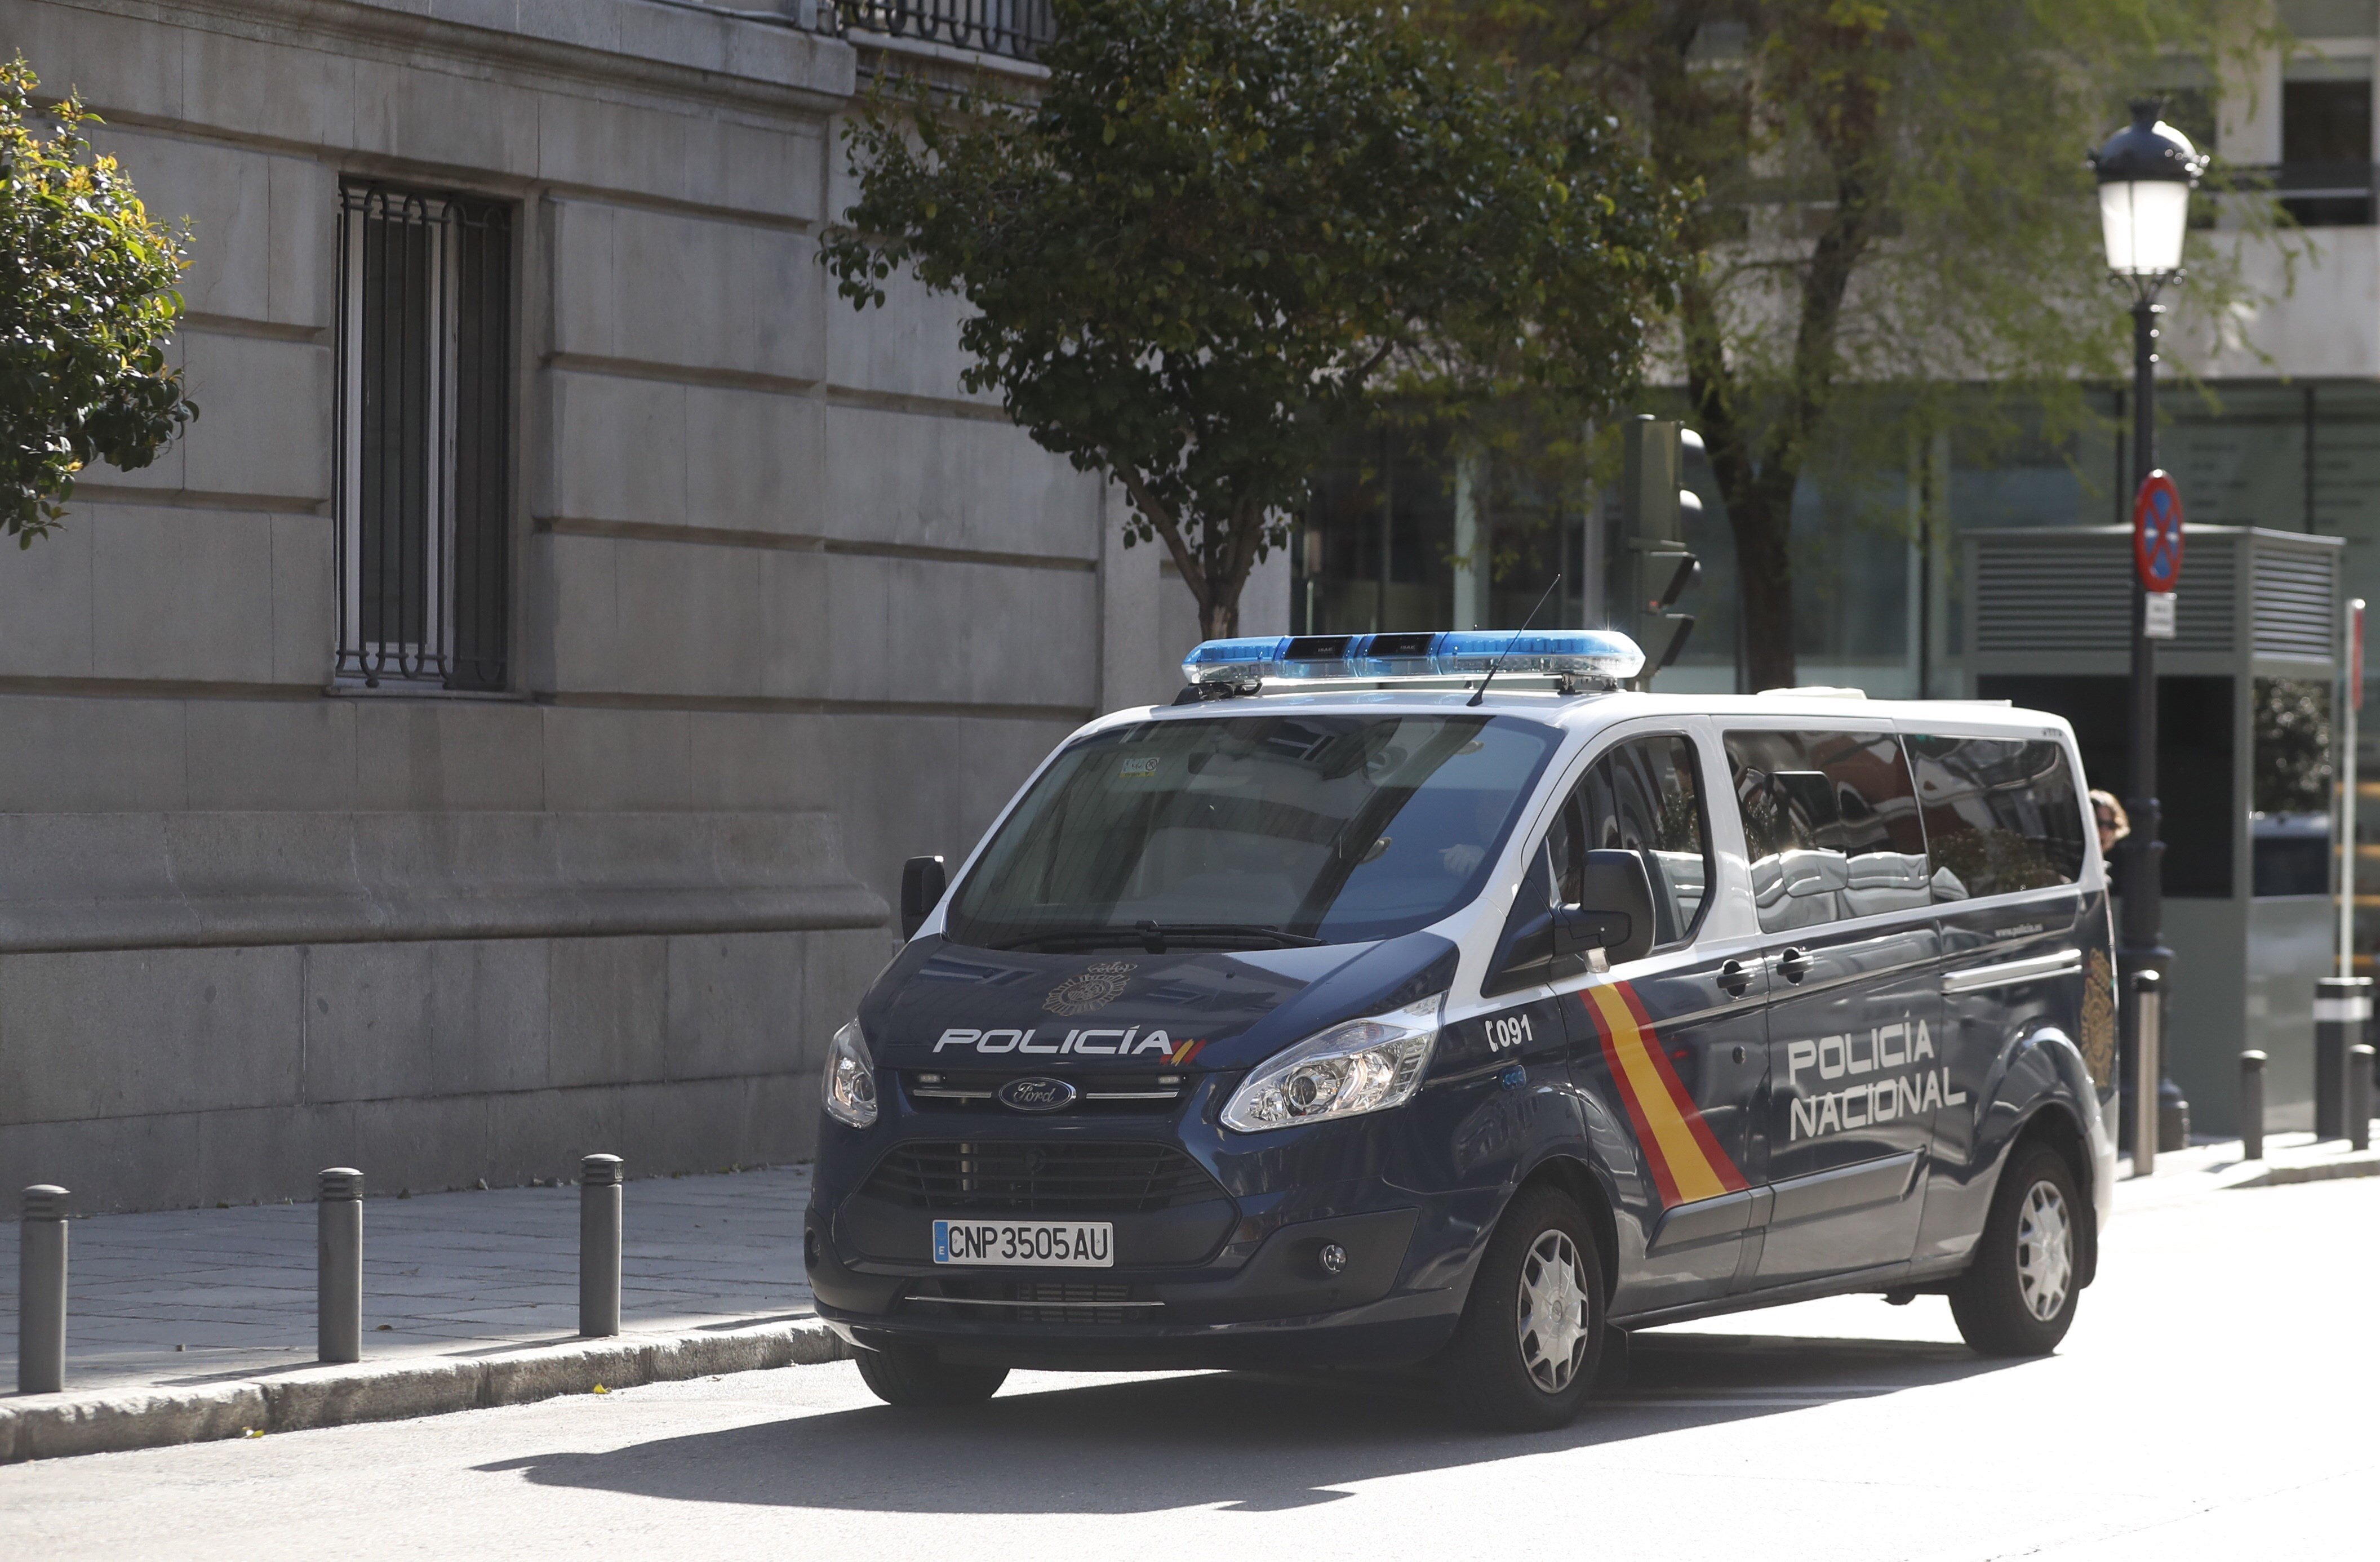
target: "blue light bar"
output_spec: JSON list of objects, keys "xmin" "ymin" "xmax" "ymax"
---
[{"xmin": 1179, "ymin": 630, "xmax": 1645, "ymax": 688}]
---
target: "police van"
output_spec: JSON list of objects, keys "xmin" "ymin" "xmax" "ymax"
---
[{"xmin": 805, "ymin": 630, "xmax": 2117, "ymax": 1429}]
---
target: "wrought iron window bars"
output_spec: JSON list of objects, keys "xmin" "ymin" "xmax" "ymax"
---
[{"xmin": 334, "ymin": 182, "xmax": 513, "ymax": 692}]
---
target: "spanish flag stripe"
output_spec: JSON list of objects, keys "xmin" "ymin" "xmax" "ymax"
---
[
  {"xmin": 1583, "ymin": 983, "xmax": 1745, "ymax": 1208},
  {"xmin": 1592, "ymin": 1002, "xmax": 1684, "ymax": 1207},
  {"xmin": 1617, "ymin": 982, "xmax": 1749, "ymax": 1195}
]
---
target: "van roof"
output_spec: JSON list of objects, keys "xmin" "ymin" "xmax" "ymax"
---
[{"xmin": 1100, "ymin": 687, "xmax": 2073, "ymax": 743}]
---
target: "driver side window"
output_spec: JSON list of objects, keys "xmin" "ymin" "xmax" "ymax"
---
[
  {"xmin": 1555, "ymin": 734, "xmax": 1711, "ymax": 946},
  {"xmin": 1493, "ymin": 734, "xmax": 1712, "ymax": 991}
]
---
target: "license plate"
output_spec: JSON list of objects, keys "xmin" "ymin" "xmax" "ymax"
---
[{"xmin": 932, "ymin": 1218, "xmax": 1114, "ymax": 1267}]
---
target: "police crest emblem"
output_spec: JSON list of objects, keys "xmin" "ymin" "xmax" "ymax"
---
[
  {"xmin": 2079, "ymin": 948, "xmax": 2117, "ymax": 1087},
  {"xmin": 1044, "ymin": 961, "xmax": 1136, "ymax": 1017}
]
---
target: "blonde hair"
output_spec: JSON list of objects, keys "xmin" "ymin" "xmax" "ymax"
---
[{"xmin": 2089, "ymin": 789, "xmax": 2130, "ymax": 845}]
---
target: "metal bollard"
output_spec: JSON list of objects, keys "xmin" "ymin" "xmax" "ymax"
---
[
  {"xmin": 2240, "ymin": 1051, "xmax": 2268, "ymax": 1163},
  {"xmin": 2352, "ymin": 1045, "xmax": 2375, "ymax": 1153},
  {"xmin": 2132, "ymin": 971, "xmax": 2162, "ymax": 1176},
  {"xmin": 2313, "ymin": 977, "xmax": 2372, "ymax": 1140},
  {"xmin": 579, "ymin": 1154, "xmax": 624, "ymax": 1338},
  {"xmin": 317, "ymin": 1168, "xmax": 364, "ymax": 1364},
  {"xmin": 18, "ymin": 1185, "xmax": 68, "ymax": 1394}
]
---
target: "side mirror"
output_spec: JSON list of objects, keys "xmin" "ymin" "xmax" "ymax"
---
[
  {"xmin": 1568, "ymin": 849, "xmax": 1658, "ymax": 965},
  {"xmin": 900, "ymin": 855, "xmax": 948, "ymax": 940}
]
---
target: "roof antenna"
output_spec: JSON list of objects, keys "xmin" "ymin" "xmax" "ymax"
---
[{"xmin": 1467, "ymin": 575, "xmax": 1562, "ymax": 707}]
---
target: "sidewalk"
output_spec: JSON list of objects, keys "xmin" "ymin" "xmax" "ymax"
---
[
  {"xmin": 2, "ymin": 1165, "xmax": 835, "ymax": 1462},
  {"xmin": 6, "ymin": 1128, "xmax": 2375, "ymax": 1465},
  {"xmin": 2115, "ymin": 1127, "xmax": 2380, "ymax": 1211}
]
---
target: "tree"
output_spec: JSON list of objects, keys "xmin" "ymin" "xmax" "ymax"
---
[
  {"xmin": 1436, "ymin": 0, "xmax": 2267, "ymax": 688},
  {"xmin": 823, "ymin": 0, "xmax": 1678, "ymax": 639},
  {"xmin": 0, "ymin": 57, "xmax": 195, "ymax": 547}
]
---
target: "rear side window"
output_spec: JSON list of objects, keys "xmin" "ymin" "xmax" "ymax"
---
[
  {"xmin": 1724, "ymin": 730, "xmax": 1930, "ymax": 931},
  {"xmin": 1903, "ymin": 735, "xmax": 2086, "ymax": 900}
]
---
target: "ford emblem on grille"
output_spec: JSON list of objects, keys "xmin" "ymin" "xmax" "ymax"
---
[{"xmin": 997, "ymin": 1076, "xmax": 1078, "ymax": 1113}]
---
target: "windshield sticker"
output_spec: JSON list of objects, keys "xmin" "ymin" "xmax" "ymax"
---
[
  {"xmin": 1044, "ymin": 961, "xmax": 1137, "ymax": 1016},
  {"xmin": 1118, "ymin": 755, "xmax": 1160, "ymax": 779},
  {"xmin": 1580, "ymin": 982, "xmax": 1750, "ymax": 1209}
]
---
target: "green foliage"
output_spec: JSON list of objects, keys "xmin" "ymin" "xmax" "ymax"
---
[
  {"xmin": 2254, "ymin": 676, "xmax": 2331, "ymax": 816},
  {"xmin": 822, "ymin": 0, "xmax": 1679, "ymax": 637},
  {"xmin": 1431, "ymin": 0, "xmax": 2275, "ymax": 687},
  {"xmin": 0, "ymin": 56, "xmax": 194, "ymax": 547}
]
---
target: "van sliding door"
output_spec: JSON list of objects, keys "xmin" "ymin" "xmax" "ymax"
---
[{"xmin": 1723, "ymin": 729, "xmax": 1942, "ymax": 1288}]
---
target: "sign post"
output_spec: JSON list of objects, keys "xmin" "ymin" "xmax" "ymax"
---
[
  {"xmin": 2341, "ymin": 599, "xmax": 2365, "ymax": 979},
  {"xmin": 2125, "ymin": 469, "xmax": 2186, "ymax": 1154}
]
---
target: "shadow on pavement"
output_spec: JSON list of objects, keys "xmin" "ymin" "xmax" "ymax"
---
[{"xmin": 474, "ymin": 1332, "xmax": 2032, "ymax": 1516}]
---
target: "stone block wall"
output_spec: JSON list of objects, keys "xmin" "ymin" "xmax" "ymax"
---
[{"xmin": 0, "ymin": 0, "xmax": 1284, "ymax": 1211}]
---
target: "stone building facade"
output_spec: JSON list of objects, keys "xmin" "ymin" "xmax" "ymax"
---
[{"xmin": 0, "ymin": 0, "xmax": 1277, "ymax": 1211}]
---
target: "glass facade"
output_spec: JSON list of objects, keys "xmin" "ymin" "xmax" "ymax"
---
[{"xmin": 1293, "ymin": 377, "xmax": 2380, "ymax": 968}]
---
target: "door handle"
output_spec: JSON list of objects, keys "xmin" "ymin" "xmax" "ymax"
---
[
  {"xmin": 1777, "ymin": 947, "xmax": 1813, "ymax": 985},
  {"xmin": 1717, "ymin": 959, "xmax": 1753, "ymax": 998}
]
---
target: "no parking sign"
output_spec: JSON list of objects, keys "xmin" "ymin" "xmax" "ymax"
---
[{"xmin": 2134, "ymin": 471, "xmax": 2184, "ymax": 592}]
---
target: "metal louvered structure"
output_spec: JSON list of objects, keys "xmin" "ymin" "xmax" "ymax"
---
[
  {"xmin": 1964, "ymin": 523, "xmax": 2346, "ymax": 1137},
  {"xmin": 1966, "ymin": 526, "xmax": 2335, "ymax": 671}
]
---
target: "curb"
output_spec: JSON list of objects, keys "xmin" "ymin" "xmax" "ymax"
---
[
  {"xmin": 2219, "ymin": 1151, "xmax": 2380, "ymax": 1190},
  {"xmin": 0, "ymin": 1318, "xmax": 847, "ymax": 1465}
]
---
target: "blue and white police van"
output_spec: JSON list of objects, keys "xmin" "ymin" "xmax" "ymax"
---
[{"xmin": 804, "ymin": 630, "xmax": 2117, "ymax": 1429}]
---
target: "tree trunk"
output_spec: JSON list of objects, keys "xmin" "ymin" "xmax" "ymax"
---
[
  {"xmin": 1680, "ymin": 274, "xmax": 1801, "ymax": 691},
  {"xmin": 1117, "ymin": 466, "xmax": 1262, "ymax": 647},
  {"xmin": 1201, "ymin": 592, "xmax": 1239, "ymax": 641},
  {"xmin": 1729, "ymin": 479, "xmax": 1798, "ymax": 691}
]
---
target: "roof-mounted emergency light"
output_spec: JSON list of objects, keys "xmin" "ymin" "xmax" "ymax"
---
[{"xmin": 1180, "ymin": 630, "xmax": 1646, "ymax": 694}]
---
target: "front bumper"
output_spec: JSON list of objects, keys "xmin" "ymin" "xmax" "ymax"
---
[
  {"xmin": 810, "ymin": 1204, "xmax": 1462, "ymax": 1370},
  {"xmin": 805, "ymin": 1097, "xmax": 1497, "ymax": 1371}
]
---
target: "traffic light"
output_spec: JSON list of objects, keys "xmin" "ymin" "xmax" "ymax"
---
[{"xmin": 1616, "ymin": 416, "xmax": 1702, "ymax": 688}]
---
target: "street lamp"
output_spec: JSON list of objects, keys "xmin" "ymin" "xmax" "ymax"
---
[{"xmin": 2090, "ymin": 99, "xmax": 2205, "ymax": 1154}]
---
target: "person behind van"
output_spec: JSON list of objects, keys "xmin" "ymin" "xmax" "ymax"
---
[{"xmin": 2090, "ymin": 790, "xmax": 2130, "ymax": 860}]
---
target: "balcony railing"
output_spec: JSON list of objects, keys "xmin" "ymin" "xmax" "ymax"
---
[
  {"xmin": 836, "ymin": 0, "xmax": 1055, "ymax": 61},
  {"xmin": 681, "ymin": 0, "xmax": 1056, "ymax": 62}
]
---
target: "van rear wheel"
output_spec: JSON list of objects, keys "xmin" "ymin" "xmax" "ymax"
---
[
  {"xmin": 854, "ymin": 1342, "xmax": 1009, "ymax": 1408},
  {"xmin": 1950, "ymin": 1143, "xmax": 2082, "ymax": 1356},
  {"xmin": 1441, "ymin": 1185, "xmax": 1603, "ymax": 1431}
]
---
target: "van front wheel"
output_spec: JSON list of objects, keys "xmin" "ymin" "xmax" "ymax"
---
[
  {"xmin": 1441, "ymin": 1185, "xmax": 1603, "ymax": 1431},
  {"xmin": 854, "ymin": 1342, "xmax": 1009, "ymax": 1407},
  {"xmin": 1950, "ymin": 1143, "xmax": 2082, "ymax": 1356}
]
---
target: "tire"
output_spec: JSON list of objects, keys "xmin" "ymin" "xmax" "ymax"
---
[
  {"xmin": 854, "ymin": 1342, "xmax": 1009, "ymax": 1408},
  {"xmin": 1440, "ymin": 1185, "xmax": 1604, "ymax": 1431},
  {"xmin": 1950, "ymin": 1143, "xmax": 2083, "ymax": 1357}
]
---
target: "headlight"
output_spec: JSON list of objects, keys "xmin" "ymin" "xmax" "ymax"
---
[
  {"xmin": 823, "ymin": 1019, "xmax": 878, "ymax": 1129},
  {"xmin": 1220, "ymin": 999, "xmax": 1441, "ymax": 1133}
]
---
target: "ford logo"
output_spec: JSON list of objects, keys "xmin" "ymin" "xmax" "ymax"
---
[{"xmin": 997, "ymin": 1076, "xmax": 1078, "ymax": 1113}]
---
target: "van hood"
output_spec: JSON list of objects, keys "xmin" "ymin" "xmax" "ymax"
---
[{"xmin": 856, "ymin": 932, "xmax": 1460, "ymax": 1071}]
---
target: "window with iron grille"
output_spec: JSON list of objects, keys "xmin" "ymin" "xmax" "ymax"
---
[{"xmin": 335, "ymin": 182, "xmax": 513, "ymax": 691}]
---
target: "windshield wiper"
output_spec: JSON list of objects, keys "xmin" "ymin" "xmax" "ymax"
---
[{"xmin": 994, "ymin": 920, "xmax": 1322, "ymax": 954}]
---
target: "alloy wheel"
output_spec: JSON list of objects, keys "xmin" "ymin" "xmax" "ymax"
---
[
  {"xmin": 2014, "ymin": 1179, "xmax": 2073, "ymax": 1321},
  {"xmin": 1515, "ymin": 1228, "xmax": 1589, "ymax": 1392}
]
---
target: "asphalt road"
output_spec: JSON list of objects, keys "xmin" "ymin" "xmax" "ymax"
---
[{"xmin": 6, "ymin": 1172, "xmax": 2377, "ymax": 1561}]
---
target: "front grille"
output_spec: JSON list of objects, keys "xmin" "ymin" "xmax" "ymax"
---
[
  {"xmin": 902, "ymin": 1279, "xmax": 1155, "ymax": 1326},
  {"xmin": 863, "ymin": 1141, "xmax": 1223, "ymax": 1214},
  {"xmin": 904, "ymin": 1070, "xmax": 1189, "ymax": 1114}
]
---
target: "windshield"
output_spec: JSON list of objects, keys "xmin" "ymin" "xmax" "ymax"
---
[{"xmin": 945, "ymin": 711, "xmax": 1565, "ymax": 950}]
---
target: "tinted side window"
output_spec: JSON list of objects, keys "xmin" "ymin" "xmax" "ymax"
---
[
  {"xmin": 1903, "ymin": 735, "xmax": 2086, "ymax": 900},
  {"xmin": 1724, "ymin": 730, "xmax": 1929, "ymax": 932},
  {"xmin": 1548, "ymin": 735, "xmax": 1712, "ymax": 946}
]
